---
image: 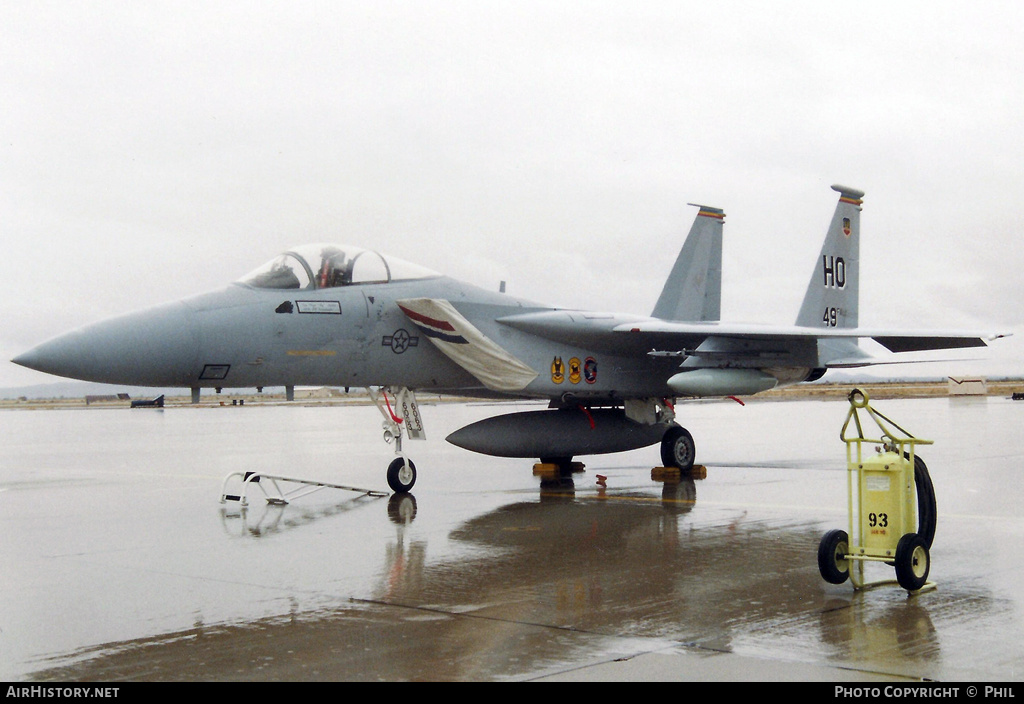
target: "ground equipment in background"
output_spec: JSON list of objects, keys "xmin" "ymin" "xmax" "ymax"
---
[{"xmin": 818, "ymin": 388, "xmax": 937, "ymax": 593}]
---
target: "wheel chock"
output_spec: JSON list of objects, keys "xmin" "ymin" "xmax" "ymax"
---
[
  {"xmin": 532, "ymin": 461, "xmax": 586, "ymax": 477},
  {"xmin": 652, "ymin": 464, "xmax": 706, "ymax": 482},
  {"xmin": 532, "ymin": 463, "xmax": 560, "ymax": 478},
  {"xmin": 652, "ymin": 466, "xmax": 680, "ymax": 482}
]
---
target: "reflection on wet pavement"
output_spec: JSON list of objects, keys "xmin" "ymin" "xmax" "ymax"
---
[{"xmin": 2, "ymin": 397, "xmax": 1022, "ymax": 681}]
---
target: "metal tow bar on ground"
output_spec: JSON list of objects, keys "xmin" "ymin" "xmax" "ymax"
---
[
  {"xmin": 817, "ymin": 388, "xmax": 938, "ymax": 594},
  {"xmin": 219, "ymin": 471, "xmax": 389, "ymax": 507}
]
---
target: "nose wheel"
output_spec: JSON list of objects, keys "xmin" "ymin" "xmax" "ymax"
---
[
  {"xmin": 387, "ymin": 457, "xmax": 417, "ymax": 493},
  {"xmin": 370, "ymin": 387, "xmax": 426, "ymax": 494}
]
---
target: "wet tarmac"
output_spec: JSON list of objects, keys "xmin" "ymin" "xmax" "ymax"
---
[{"xmin": 1, "ymin": 394, "xmax": 1022, "ymax": 682}]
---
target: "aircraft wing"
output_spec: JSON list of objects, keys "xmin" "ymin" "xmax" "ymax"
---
[
  {"xmin": 497, "ymin": 309, "xmax": 1005, "ymax": 368},
  {"xmin": 614, "ymin": 319, "xmax": 1004, "ymax": 353},
  {"xmin": 612, "ymin": 319, "xmax": 1006, "ymax": 370}
]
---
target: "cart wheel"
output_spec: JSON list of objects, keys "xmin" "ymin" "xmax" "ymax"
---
[
  {"xmin": 894, "ymin": 532, "xmax": 930, "ymax": 591},
  {"xmin": 913, "ymin": 455, "xmax": 937, "ymax": 549},
  {"xmin": 817, "ymin": 529, "xmax": 850, "ymax": 584}
]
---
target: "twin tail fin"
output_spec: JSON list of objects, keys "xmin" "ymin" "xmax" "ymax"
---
[{"xmin": 651, "ymin": 204, "xmax": 724, "ymax": 322}]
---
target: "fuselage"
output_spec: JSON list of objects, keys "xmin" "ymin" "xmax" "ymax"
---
[
  {"xmin": 13, "ymin": 189, "xmax": 999, "ymax": 465},
  {"xmin": 12, "ymin": 254, "xmax": 691, "ymax": 402}
]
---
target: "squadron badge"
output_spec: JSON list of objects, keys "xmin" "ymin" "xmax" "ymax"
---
[
  {"xmin": 568, "ymin": 357, "xmax": 582, "ymax": 384},
  {"xmin": 551, "ymin": 356, "xmax": 565, "ymax": 384}
]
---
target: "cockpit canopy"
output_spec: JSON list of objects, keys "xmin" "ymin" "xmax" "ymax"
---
[{"xmin": 239, "ymin": 244, "xmax": 440, "ymax": 290}]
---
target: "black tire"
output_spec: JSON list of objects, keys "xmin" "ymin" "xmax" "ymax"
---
[
  {"xmin": 660, "ymin": 425, "xmax": 695, "ymax": 472},
  {"xmin": 913, "ymin": 455, "xmax": 937, "ymax": 549},
  {"xmin": 387, "ymin": 457, "xmax": 417, "ymax": 493},
  {"xmin": 817, "ymin": 529, "xmax": 850, "ymax": 584},
  {"xmin": 894, "ymin": 532, "xmax": 931, "ymax": 591}
]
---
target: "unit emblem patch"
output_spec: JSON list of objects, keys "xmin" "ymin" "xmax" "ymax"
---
[
  {"xmin": 568, "ymin": 357, "xmax": 582, "ymax": 384},
  {"xmin": 551, "ymin": 356, "xmax": 565, "ymax": 384}
]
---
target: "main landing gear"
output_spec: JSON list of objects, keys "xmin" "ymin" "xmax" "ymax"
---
[
  {"xmin": 642, "ymin": 399, "xmax": 698, "ymax": 474},
  {"xmin": 533, "ymin": 421, "xmax": 698, "ymax": 488},
  {"xmin": 626, "ymin": 398, "xmax": 698, "ymax": 474},
  {"xmin": 661, "ymin": 425, "xmax": 696, "ymax": 472}
]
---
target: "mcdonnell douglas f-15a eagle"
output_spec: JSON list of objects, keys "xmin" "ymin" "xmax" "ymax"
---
[{"xmin": 13, "ymin": 185, "xmax": 1004, "ymax": 493}]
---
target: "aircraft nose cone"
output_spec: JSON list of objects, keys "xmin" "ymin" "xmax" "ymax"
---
[
  {"xmin": 12, "ymin": 302, "xmax": 200, "ymax": 386},
  {"xmin": 12, "ymin": 340, "xmax": 77, "ymax": 376}
]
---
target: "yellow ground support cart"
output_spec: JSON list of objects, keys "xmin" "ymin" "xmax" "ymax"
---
[{"xmin": 818, "ymin": 389, "xmax": 937, "ymax": 593}]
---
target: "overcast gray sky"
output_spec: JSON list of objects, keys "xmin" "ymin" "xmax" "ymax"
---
[{"xmin": 2, "ymin": 1, "xmax": 1021, "ymax": 388}]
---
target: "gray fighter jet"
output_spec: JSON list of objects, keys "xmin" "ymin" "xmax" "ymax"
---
[{"xmin": 13, "ymin": 185, "xmax": 1003, "ymax": 492}]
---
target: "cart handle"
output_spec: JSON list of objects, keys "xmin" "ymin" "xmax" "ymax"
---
[{"xmin": 840, "ymin": 388, "xmax": 934, "ymax": 447}]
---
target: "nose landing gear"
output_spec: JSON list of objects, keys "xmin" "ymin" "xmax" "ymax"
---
[{"xmin": 370, "ymin": 387, "xmax": 424, "ymax": 494}]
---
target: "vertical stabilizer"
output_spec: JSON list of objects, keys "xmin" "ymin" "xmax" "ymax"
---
[
  {"xmin": 651, "ymin": 205, "xmax": 724, "ymax": 321},
  {"xmin": 795, "ymin": 185, "xmax": 863, "ymax": 329}
]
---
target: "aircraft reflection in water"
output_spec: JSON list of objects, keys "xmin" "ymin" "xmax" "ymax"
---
[
  {"xmin": 219, "ymin": 468, "xmax": 693, "ymax": 538},
  {"xmin": 14, "ymin": 185, "xmax": 1004, "ymax": 492},
  {"xmin": 32, "ymin": 484, "xmax": 947, "ymax": 682}
]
